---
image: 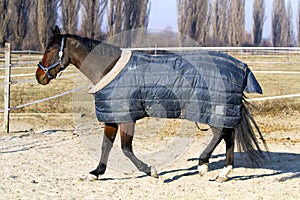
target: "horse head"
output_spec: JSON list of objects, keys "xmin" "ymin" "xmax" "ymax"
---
[{"xmin": 36, "ymin": 25, "xmax": 70, "ymax": 85}]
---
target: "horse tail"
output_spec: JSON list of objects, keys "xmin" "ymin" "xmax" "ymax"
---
[{"xmin": 235, "ymin": 97, "xmax": 269, "ymax": 165}]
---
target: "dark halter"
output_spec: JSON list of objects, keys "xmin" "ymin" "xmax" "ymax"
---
[{"xmin": 37, "ymin": 36, "xmax": 67, "ymax": 79}]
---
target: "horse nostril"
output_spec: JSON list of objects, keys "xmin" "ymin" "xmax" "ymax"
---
[
  {"xmin": 36, "ymin": 73, "xmax": 42, "ymax": 84},
  {"xmin": 36, "ymin": 72, "xmax": 48, "ymax": 85},
  {"xmin": 35, "ymin": 73, "xmax": 40, "ymax": 82}
]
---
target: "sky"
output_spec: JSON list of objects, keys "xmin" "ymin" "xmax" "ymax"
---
[{"xmin": 148, "ymin": 0, "xmax": 299, "ymax": 39}]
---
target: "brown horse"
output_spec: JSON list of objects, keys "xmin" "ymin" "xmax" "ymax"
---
[{"xmin": 36, "ymin": 26, "xmax": 268, "ymax": 182}]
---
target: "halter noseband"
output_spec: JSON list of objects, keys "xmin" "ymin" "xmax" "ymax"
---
[{"xmin": 38, "ymin": 36, "xmax": 67, "ymax": 79}]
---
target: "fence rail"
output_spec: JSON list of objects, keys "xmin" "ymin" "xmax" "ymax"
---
[
  {"xmin": 1, "ymin": 45, "xmax": 300, "ymax": 133},
  {"xmin": 124, "ymin": 46, "xmax": 300, "ymax": 54}
]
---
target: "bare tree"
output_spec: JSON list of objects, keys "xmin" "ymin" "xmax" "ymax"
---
[
  {"xmin": 123, "ymin": 0, "xmax": 150, "ymax": 30},
  {"xmin": 107, "ymin": 0, "xmax": 150, "ymax": 37},
  {"xmin": 177, "ymin": 0, "xmax": 209, "ymax": 45},
  {"xmin": 61, "ymin": 0, "xmax": 81, "ymax": 34},
  {"xmin": 24, "ymin": 2, "xmax": 39, "ymax": 50},
  {"xmin": 10, "ymin": 0, "xmax": 31, "ymax": 49},
  {"xmin": 204, "ymin": 1, "xmax": 212, "ymax": 45},
  {"xmin": 211, "ymin": 0, "xmax": 228, "ymax": 46},
  {"xmin": 81, "ymin": 0, "xmax": 108, "ymax": 39},
  {"xmin": 286, "ymin": 0, "xmax": 294, "ymax": 46},
  {"xmin": 107, "ymin": 0, "xmax": 123, "ymax": 37},
  {"xmin": 37, "ymin": 0, "xmax": 59, "ymax": 51},
  {"xmin": 0, "ymin": 0, "xmax": 11, "ymax": 46},
  {"xmin": 297, "ymin": 1, "xmax": 300, "ymax": 46},
  {"xmin": 227, "ymin": 0, "xmax": 245, "ymax": 46},
  {"xmin": 107, "ymin": 0, "xmax": 150, "ymax": 46},
  {"xmin": 271, "ymin": 0, "xmax": 294, "ymax": 47},
  {"xmin": 271, "ymin": 0, "xmax": 287, "ymax": 47},
  {"xmin": 252, "ymin": 0, "xmax": 265, "ymax": 46},
  {"xmin": 211, "ymin": 0, "xmax": 219, "ymax": 42}
]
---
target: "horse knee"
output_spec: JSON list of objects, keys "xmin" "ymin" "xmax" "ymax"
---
[{"xmin": 122, "ymin": 146, "xmax": 133, "ymax": 158}]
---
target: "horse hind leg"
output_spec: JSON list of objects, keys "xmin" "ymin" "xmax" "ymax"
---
[
  {"xmin": 119, "ymin": 122, "xmax": 158, "ymax": 178},
  {"xmin": 214, "ymin": 128, "xmax": 235, "ymax": 183},
  {"xmin": 198, "ymin": 127, "xmax": 223, "ymax": 176},
  {"xmin": 89, "ymin": 123, "xmax": 118, "ymax": 179}
]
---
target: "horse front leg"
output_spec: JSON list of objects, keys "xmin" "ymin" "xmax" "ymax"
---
[
  {"xmin": 119, "ymin": 122, "xmax": 158, "ymax": 178},
  {"xmin": 89, "ymin": 123, "xmax": 118, "ymax": 179}
]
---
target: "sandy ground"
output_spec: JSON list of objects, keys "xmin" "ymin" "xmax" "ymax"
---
[{"xmin": 0, "ymin": 116, "xmax": 299, "ymax": 200}]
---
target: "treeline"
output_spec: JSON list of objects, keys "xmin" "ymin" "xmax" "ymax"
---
[
  {"xmin": 0, "ymin": 0, "xmax": 150, "ymax": 50},
  {"xmin": 178, "ymin": 0, "xmax": 297, "ymax": 47},
  {"xmin": 0, "ymin": 0, "xmax": 299, "ymax": 50}
]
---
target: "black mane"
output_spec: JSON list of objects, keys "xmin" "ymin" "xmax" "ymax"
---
[{"xmin": 63, "ymin": 34, "xmax": 102, "ymax": 51}]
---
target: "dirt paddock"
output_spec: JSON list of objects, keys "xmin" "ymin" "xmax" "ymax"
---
[{"xmin": 0, "ymin": 114, "xmax": 299, "ymax": 200}]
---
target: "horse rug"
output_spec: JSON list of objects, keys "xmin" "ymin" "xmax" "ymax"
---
[{"xmin": 90, "ymin": 50, "xmax": 262, "ymax": 128}]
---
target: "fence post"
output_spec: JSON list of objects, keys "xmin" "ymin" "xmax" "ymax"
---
[{"xmin": 4, "ymin": 43, "xmax": 11, "ymax": 133}]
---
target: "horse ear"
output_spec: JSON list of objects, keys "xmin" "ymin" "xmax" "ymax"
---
[{"xmin": 52, "ymin": 25, "xmax": 61, "ymax": 39}]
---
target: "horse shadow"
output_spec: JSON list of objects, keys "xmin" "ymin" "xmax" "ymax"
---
[
  {"xmin": 160, "ymin": 151, "xmax": 300, "ymax": 183},
  {"xmin": 96, "ymin": 151, "xmax": 299, "ymax": 183}
]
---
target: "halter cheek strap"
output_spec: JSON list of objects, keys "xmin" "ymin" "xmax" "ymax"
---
[{"xmin": 38, "ymin": 36, "xmax": 67, "ymax": 79}]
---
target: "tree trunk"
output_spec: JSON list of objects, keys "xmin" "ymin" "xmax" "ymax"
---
[{"xmin": 253, "ymin": 0, "xmax": 265, "ymax": 46}]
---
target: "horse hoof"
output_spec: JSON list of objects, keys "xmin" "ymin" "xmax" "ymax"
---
[
  {"xmin": 89, "ymin": 169, "xmax": 99, "ymax": 177},
  {"xmin": 198, "ymin": 163, "xmax": 209, "ymax": 176},
  {"xmin": 150, "ymin": 166, "xmax": 159, "ymax": 178},
  {"xmin": 211, "ymin": 165, "xmax": 233, "ymax": 182},
  {"xmin": 214, "ymin": 175, "xmax": 229, "ymax": 183},
  {"xmin": 86, "ymin": 174, "xmax": 98, "ymax": 181},
  {"xmin": 78, "ymin": 174, "xmax": 98, "ymax": 182}
]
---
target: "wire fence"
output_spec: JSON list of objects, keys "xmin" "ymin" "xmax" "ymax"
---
[{"xmin": 1, "ymin": 45, "xmax": 300, "ymax": 133}]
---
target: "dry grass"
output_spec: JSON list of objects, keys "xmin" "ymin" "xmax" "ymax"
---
[
  {"xmin": 0, "ymin": 64, "xmax": 78, "ymax": 113},
  {"xmin": 231, "ymin": 53, "xmax": 300, "ymax": 113},
  {"xmin": 235, "ymin": 53, "xmax": 300, "ymax": 71},
  {"xmin": 9, "ymin": 76, "xmax": 75, "ymax": 113},
  {"xmin": 249, "ymin": 98, "xmax": 300, "ymax": 116}
]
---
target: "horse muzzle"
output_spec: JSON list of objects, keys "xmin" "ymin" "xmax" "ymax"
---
[{"xmin": 35, "ymin": 69, "xmax": 51, "ymax": 85}]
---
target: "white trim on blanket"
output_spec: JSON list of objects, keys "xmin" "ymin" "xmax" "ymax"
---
[{"xmin": 89, "ymin": 50, "xmax": 132, "ymax": 94}]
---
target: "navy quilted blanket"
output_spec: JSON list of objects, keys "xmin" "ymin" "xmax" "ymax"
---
[{"xmin": 92, "ymin": 50, "xmax": 262, "ymax": 128}]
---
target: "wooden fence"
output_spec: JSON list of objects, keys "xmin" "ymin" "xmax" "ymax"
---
[{"xmin": 1, "ymin": 44, "xmax": 300, "ymax": 133}]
